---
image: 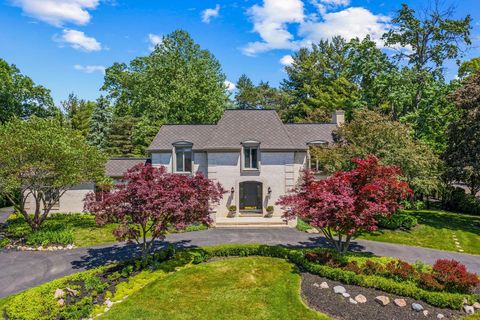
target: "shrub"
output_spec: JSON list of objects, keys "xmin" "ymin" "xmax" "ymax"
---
[
  {"xmin": 432, "ymin": 259, "xmax": 480, "ymax": 293},
  {"xmin": 444, "ymin": 187, "xmax": 480, "ymax": 216},
  {"xmin": 419, "ymin": 272, "xmax": 445, "ymax": 291},
  {"xmin": 344, "ymin": 261, "xmax": 363, "ymax": 274},
  {"xmin": 385, "ymin": 260, "xmax": 417, "ymax": 281},
  {"xmin": 25, "ymin": 228, "xmax": 74, "ymax": 246},
  {"xmin": 228, "ymin": 205, "xmax": 236, "ymax": 212},
  {"xmin": 266, "ymin": 206, "xmax": 274, "ymax": 213},
  {"xmin": 296, "ymin": 218, "xmax": 311, "ymax": 232},
  {"xmin": 304, "ymin": 251, "xmax": 342, "ymax": 267},
  {"xmin": 377, "ymin": 213, "xmax": 418, "ymax": 230},
  {"xmin": 362, "ymin": 260, "xmax": 385, "ymax": 275},
  {"xmin": 402, "ymin": 200, "xmax": 426, "ymax": 210}
]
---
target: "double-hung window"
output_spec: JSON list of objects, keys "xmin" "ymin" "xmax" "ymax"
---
[
  {"xmin": 243, "ymin": 146, "xmax": 259, "ymax": 169},
  {"xmin": 175, "ymin": 146, "xmax": 192, "ymax": 173}
]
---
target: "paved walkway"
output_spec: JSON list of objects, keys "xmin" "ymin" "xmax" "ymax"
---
[{"xmin": 1, "ymin": 228, "xmax": 479, "ymax": 298}]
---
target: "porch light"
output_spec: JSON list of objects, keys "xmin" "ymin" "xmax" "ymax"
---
[
  {"xmin": 268, "ymin": 187, "xmax": 272, "ymax": 194},
  {"xmin": 231, "ymin": 187, "xmax": 235, "ymax": 194}
]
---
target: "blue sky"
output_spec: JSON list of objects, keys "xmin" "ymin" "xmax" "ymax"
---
[{"xmin": 1, "ymin": 0, "xmax": 479, "ymax": 104}]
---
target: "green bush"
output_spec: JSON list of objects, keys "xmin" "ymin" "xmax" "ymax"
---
[
  {"xmin": 296, "ymin": 218, "xmax": 312, "ymax": 232},
  {"xmin": 377, "ymin": 213, "xmax": 418, "ymax": 230},
  {"xmin": 445, "ymin": 187, "xmax": 480, "ymax": 216},
  {"xmin": 25, "ymin": 228, "xmax": 74, "ymax": 246}
]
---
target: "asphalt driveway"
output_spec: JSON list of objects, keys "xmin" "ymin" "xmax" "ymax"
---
[{"xmin": 1, "ymin": 227, "xmax": 480, "ymax": 298}]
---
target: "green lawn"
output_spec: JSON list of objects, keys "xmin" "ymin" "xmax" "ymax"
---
[
  {"xmin": 103, "ymin": 256, "xmax": 329, "ymax": 320},
  {"xmin": 358, "ymin": 210, "xmax": 480, "ymax": 255},
  {"xmin": 2, "ymin": 213, "xmax": 118, "ymax": 247}
]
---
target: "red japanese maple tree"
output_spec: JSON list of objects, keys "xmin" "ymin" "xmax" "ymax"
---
[
  {"xmin": 85, "ymin": 164, "xmax": 224, "ymax": 255},
  {"xmin": 278, "ymin": 155, "xmax": 411, "ymax": 253}
]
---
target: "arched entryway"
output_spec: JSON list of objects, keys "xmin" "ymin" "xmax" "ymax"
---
[{"xmin": 239, "ymin": 181, "xmax": 263, "ymax": 213}]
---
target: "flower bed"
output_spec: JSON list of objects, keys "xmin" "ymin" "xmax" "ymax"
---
[{"xmin": 0, "ymin": 245, "xmax": 477, "ymax": 320}]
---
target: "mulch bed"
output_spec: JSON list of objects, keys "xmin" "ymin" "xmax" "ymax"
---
[{"xmin": 301, "ymin": 273, "xmax": 465, "ymax": 320}]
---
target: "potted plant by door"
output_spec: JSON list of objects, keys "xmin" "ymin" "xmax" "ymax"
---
[
  {"xmin": 266, "ymin": 206, "xmax": 274, "ymax": 217},
  {"xmin": 228, "ymin": 205, "xmax": 237, "ymax": 217}
]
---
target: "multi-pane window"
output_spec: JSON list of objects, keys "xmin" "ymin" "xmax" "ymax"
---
[
  {"xmin": 175, "ymin": 146, "xmax": 192, "ymax": 172},
  {"xmin": 244, "ymin": 146, "xmax": 259, "ymax": 169}
]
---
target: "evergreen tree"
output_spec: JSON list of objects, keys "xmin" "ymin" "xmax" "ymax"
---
[
  {"xmin": 62, "ymin": 93, "xmax": 95, "ymax": 137},
  {"xmin": 87, "ymin": 96, "xmax": 112, "ymax": 151},
  {"xmin": 235, "ymin": 74, "xmax": 257, "ymax": 109},
  {"xmin": 106, "ymin": 115, "xmax": 138, "ymax": 157}
]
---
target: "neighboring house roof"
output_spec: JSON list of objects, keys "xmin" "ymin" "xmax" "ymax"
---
[
  {"xmin": 147, "ymin": 109, "xmax": 338, "ymax": 152},
  {"xmin": 105, "ymin": 158, "xmax": 150, "ymax": 177}
]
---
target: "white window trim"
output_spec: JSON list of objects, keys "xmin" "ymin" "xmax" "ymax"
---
[
  {"xmin": 241, "ymin": 142, "xmax": 260, "ymax": 171},
  {"xmin": 173, "ymin": 142, "xmax": 193, "ymax": 174}
]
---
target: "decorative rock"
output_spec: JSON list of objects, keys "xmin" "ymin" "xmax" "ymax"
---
[
  {"xmin": 473, "ymin": 302, "xmax": 480, "ymax": 309},
  {"xmin": 354, "ymin": 294, "xmax": 367, "ymax": 304},
  {"xmin": 57, "ymin": 298, "xmax": 65, "ymax": 306},
  {"xmin": 313, "ymin": 283, "xmax": 320, "ymax": 288},
  {"xmin": 333, "ymin": 286, "xmax": 346, "ymax": 294},
  {"xmin": 342, "ymin": 292, "xmax": 350, "ymax": 298},
  {"xmin": 349, "ymin": 298, "xmax": 358, "ymax": 305},
  {"xmin": 66, "ymin": 287, "xmax": 79, "ymax": 296},
  {"xmin": 375, "ymin": 296, "xmax": 390, "ymax": 306},
  {"xmin": 423, "ymin": 310, "xmax": 429, "ymax": 317},
  {"xmin": 464, "ymin": 298, "xmax": 469, "ymax": 305},
  {"xmin": 54, "ymin": 288, "xmax": 65, "ymax": 299},
  {"xmin": 412, "ymin": 303, "xmax": 424, "ymax": 312},
  {"xmin": 306, "ymin": 228, "xmax": 320, "ymax": 234},
  {"xmin": 105, "ymin": 298, "xmax": 113, "ymax": 308},
  {"xmin": 464, "ymin": 305, "xmax": 475, "ymax": 315},
  {"xmin": 66, "ymin": 244, "xmax": 74, "ymax": 250},
  {"xmin": 437, "ymin": 314, "xmax": 445, "ymax": 319},
  {"xmin": 394, "ymin": 298, "xmax": 407, "ymax": 307},
  {"xmin": 320, "ymin": 282, "xmax": 329, "ymax": 289}
]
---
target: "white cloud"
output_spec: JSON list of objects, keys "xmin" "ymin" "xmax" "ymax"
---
[
  {"xmin": 280, "ymin": 54, "xmax": 294, "ymax": 66},
  {"xmin": 148, "ymin": 33, "xmax": 162, "ymax": 51},
  {"xmin": 300, "ymin": 7, "xmax": 390, "ymax": 47},
  {"xmin": 202, "ymin": 4, "xmax": 220, "ymax": 23},
  {"xmin": 57, "ymin": 29, "xmax": 102, "ymax": 51},
  {"xmin": 73, "ymin": 64, "xmax": 105, "ymax": 74},
  {"xmin": 242, "ymin": 0, "xmax": 305, "ymax": 56},
  {"xmin": 224, "ymin": 80, "xmax": 236, "ymax": 91},
  {"xmin": 11, "ymin": 0, "xmax": 99, "ymax": 27},
  {"xmin": 243, "ymin": 0, "xmax": 391, "ymax": 55}
]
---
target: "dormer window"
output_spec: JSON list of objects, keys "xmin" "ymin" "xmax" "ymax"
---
[
  {"xmin": 173, "ymin": 141, "xmax": 193, "ymax": 173},
  {"xmin": 242, "ymin": 141, "xmax": 260, "ymax": 170}
]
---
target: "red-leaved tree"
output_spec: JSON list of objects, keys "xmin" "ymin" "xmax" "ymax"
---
[
  {"xmin": 85, "ymin": 164, "xmax": 224, "ymax": 255},
  {"xmin": 278, "ymin": 155, "xmax": 411, "ymax": 253}
]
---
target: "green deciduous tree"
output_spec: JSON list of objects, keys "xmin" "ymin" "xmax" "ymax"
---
[
  {"xmin": 0, "ymin": 58, "xmax": 57, "ymax": 123},
  {"xmin": 102, "ymin": 30, "xmax": 229, "ymax": 152},
  {"xmin": 0, "ymin": 117, "xmax": 106, "ymax": 231},
  {"xmin": 311, "ymin": 109, "xmax": 441, "ymax": 196},
  {"xmin": 87, "ymin": 96, "xmax": 112, "ymax": 152},
  {"xmin": 444, "ymin": 72, "xmax": 480, "ymax": 195},
  {"xmin": 281, "ymin": 36, "xmax": 358, "ymax": 123},
  {"xmin": 458, "ymin": 57, "xmax": 480, "ymax": 79}
]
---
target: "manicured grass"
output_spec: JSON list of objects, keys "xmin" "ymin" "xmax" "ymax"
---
[
  {"xmin": 103, "ymin": 256, "xmax": 329, "ymax": 320},
  {"xmin": 358, "ymin": 210, "xmax": 480, "ymax": 255}
]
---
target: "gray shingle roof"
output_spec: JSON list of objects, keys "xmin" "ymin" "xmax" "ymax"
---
[
  {"xmin": 284, "ymin": 123, "xmax": 337, "ymax": 148},
  {"xmin": 105, "ymin": 158, "xmax": 149, "ymax": 177},
  {"xmin": 147, "ymin": 110, "xmax": 336, "ymax": 152}
]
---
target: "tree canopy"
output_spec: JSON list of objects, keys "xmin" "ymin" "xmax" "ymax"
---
[
  {"xmin": 0, "ymin": 58, "xmax": 57, "ymax": 123},
  {"xmin": 0, "ymin": 117, "xmax": 106, "ymax": 230},
  {"xmin": 311, "ymin": 109, "xmax": 441, "ymax": 195},
  {"xmin": 102, "ymin": 29, "xmax": 229, "ymax": 155}
]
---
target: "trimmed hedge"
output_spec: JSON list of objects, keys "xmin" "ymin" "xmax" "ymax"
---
[
  {"xmin": 377, "ymin": 213, "xmax": 418, "ymax": 230},
  {"xmin": 0, "ymin": 244, "xmax": 476, "ymax": 320}
]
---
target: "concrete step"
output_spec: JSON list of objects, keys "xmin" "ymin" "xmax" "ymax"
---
[{"xmin": 215, "ymin": 217, "xmax": 289, "ymax": 228}]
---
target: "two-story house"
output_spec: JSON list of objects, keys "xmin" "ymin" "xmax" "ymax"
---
[{"xmin": 26, "ymin": 109, "xmax": 343, "ymax": 228}]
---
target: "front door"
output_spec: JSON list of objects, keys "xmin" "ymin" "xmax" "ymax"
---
[{"xmin": 239, "ymin": 181, "xmax": 262, "ymax": 213}]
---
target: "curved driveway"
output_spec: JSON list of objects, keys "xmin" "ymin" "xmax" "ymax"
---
[{"xmin": 1, "ymin": 227, "xmax": 480, "ymax": 298}]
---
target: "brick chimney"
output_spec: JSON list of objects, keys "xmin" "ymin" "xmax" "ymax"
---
[{"xmin": 332, "ymin": 110, "xmax": 345, "ymax": 126}]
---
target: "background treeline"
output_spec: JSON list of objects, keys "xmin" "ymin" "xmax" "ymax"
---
[{"xmin": 1, "ymin": 4, "xmax": 480, "ymax": 212}]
